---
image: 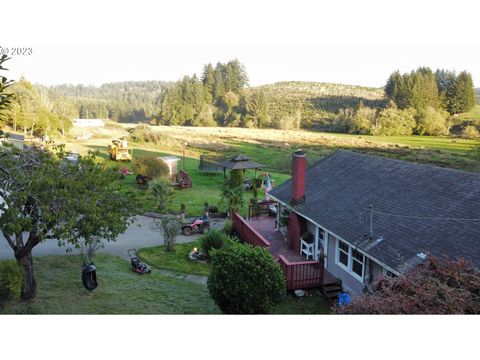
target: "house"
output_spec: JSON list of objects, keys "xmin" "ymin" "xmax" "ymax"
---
[
  {"xmin": 268, "ymin": 150, "xmax": 480, "ymax": 295},
  {"xmin": 73, "ymin": 119, "xmax": 105, "ymax": 127}
]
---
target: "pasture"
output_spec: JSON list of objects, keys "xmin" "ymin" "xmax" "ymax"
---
[{"xmin": 60, "ymin": 122, "xmax": 480, "ymax": 217}]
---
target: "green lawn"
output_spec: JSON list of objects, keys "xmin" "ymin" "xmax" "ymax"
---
[
  {"xmin": 136, "ymin": 241, "xmax": 332, "ymax": 314},
  {"xmin": 332, "ymin": 133, "xmax": 478, "ymax": 154},
  {"xmin": 79, "ymin": 129, "xmax": 480, "ymax": 219},
  {"xmin": 272, "ymin": 290, "xmax": 331, "ymax": 314},
  {"xmin": 138, "ymin": 241, "xmax": 211, "ymax": 276},
  {"xmin": 0, "ymin": 254, "xmax": 331, "ymax": 314},
  {"xmin": 456, "ymin": 104, "xmax": 480, "ymax": 122},
  {"xmin": 89, "ymin": 144, "xmax": 290, "ymax": 217},
  {"xmin": 1, "ymin": 254, "xmax": 219, "ymax": 314}
]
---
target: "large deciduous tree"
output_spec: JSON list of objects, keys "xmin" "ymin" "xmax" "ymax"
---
[{"xmin": 0, "ymin": 145, "xmax": 139, "ymax": 300}]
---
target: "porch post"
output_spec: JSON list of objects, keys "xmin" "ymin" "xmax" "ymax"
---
[
  {"xmin": 314, "ymin": 225, "xmax": 319, "ymax": 261},
  {"xmin": 324, "ymin": 232, "xmax": 328, "ymax": 269}
]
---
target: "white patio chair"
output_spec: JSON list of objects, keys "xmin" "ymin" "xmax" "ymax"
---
[{"xmin": 300, "ymin": 238, "xmax": 314, "ymax": 260}]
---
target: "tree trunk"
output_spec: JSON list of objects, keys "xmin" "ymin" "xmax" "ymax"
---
[{"xmin": 15, "ymin": 250, "xmax": 37, "ymax": 300}]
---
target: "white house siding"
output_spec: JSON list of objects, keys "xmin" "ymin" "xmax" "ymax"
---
[{"xmin": 326, "ymin": 233, "xmax": 365, "ymax": 295}]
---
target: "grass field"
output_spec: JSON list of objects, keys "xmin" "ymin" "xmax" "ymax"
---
[
  {"xmin": 138, "ymin": 240, "xmax": 211, "ymax": 276},
  {"xmin": 333, "ymin": 133, "xmax": 478, "ymax": 154},
  {"xmin": 57, "ymin": 121, "xmax": 480, "ymax": 217},
  {"xmin": 272, "ymin": 290, "xmax": 330, "ymax": 314},
  {"xmin": 1, "ymin": 254, "xmax": 219, "ymax": 314},
  {"xmin": 137, "ymin": 241, "xmax": 331, "ymax": 314},
  {"xmin": 0, "ymin": 254, "xmax": 330, "ymax": 314},
  {"xmin": 456, "ymin": 104, "xmax": 480, "ymax": 122},
  {"xmin": 84, "ymin": 144, "xmax": 290, "ymax": 217}
]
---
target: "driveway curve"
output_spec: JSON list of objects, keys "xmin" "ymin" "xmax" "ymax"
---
[{"xmin": 0, "ymin": 216, "xmax": 225, "ymax": 261}]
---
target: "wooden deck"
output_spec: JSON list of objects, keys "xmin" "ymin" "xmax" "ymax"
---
[
  {"xmin": 246, "ymin": 216, "xmax": 305, "ymax": 262},
  {"xmin": 245, "ymin": 216, "xmax": 338, "ymax": 286}
]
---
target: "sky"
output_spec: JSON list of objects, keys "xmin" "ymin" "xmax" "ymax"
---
[
  {"xmin": 6, "ymin": 45, "xmax": 480, "ymax": 88},
  {"xmin": 3, "ymin": 0, "xmax": 480, "ymax": 89}
]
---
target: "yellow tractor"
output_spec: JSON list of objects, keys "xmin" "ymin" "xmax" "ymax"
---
[{"xmin": 108, "ymin": 138, "xmax": 133, "ymax": 161}]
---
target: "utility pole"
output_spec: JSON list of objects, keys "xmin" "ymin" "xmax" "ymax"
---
[{"xmin": 182, "ymin": 141, "xmax": 187, "ymax": 172}]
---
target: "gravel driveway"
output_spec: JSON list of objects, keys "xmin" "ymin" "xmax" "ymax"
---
[{"xmin": 0, "ymin": 215, "xmax": 225, "ymax": 261}]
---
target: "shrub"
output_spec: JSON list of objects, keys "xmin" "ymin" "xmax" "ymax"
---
[
  {"xmin": 334, "ymin": 256, "xmax": 480, "ymax": 314},
  {"xmin": 207, "ymin": 242, "xmax": 286, "ymax": 314},
  {"xmin": 0, "ymin": 260, "xmax": 21, "ymax": 302},
  {"xmin": 150, "ymin": 179, "xmax": 174, "ymax": 212},
  {"xmin": 462, "ymin": 125, "xmax": 479, "ymax": 139},
  {"xmin": 253, "ymin": 178, "xmax": 263, "ymax": 188},
  {"xmin": 374, "ymin": 106, "xmax": 416, "ymax": 136},
  {"xmin": 221, "ymin": 184, "xmax": 244, "ymax": 216},
  {"xmin": 415, "ymin": 106, "xmax": 449, "ymax": 136},
  {"xmin": 132, "ymin": 156, "xmax": 169, "ymax": 180},
  {"xmin": 200, "ymin": 229, "xmax": 228, "ymax": 258},
  {"xmin": 152, "ymin": 216, "xmax": 182, "ymax": 252},
  {"xmin": 129, "ymin": 124, "xmax": 179, "ymax": 146},
  {"xmin": 223, "ymin": 219, "xmax": 234, "ymax": 235},
  {"xmin": 229, "ymin": 169, "xmax": 244, "ymax": 187}
]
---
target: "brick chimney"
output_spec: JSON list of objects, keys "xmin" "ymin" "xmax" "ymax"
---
[{"xmin": 291, "ymin": 150, "xmax": 306, "ymax": 204}]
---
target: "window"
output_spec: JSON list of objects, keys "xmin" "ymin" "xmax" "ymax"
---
[
  {"xmin": 338, "ymin": 240, "xmax": 349, "ymax": 267},
  {"xmin": 351, "ymin": 249, "xmax": 364, "ymax": 277},
  {"xmin": 335, "ymin": 239, "xmax": 365, "ymax": 281}
]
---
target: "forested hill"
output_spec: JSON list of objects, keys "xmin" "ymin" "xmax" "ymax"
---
[
  {"xmin": 36, "ymin": 80, "xmax": 174, "ymax": 123},
  {"xmin": 250, "ymin": 81, "xmax": 386, "ymax": 129},
  {"xmin": 36, "ymin": 79, "xmax": 387, "ymax": 127},
  {"xmin": 254, "ymin": 81, "xmax": 384, "ymax": 100}
]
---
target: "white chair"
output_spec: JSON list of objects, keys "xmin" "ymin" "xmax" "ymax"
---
[{"xmin": 300, "ymin": 239, "xmax": 314, "ymax": 260}]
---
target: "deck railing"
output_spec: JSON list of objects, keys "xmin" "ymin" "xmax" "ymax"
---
[
  {"xmin": 233, "ymin": 212, "xmax": 324, "ymax": 291},
  {"xmin": 233, "ymin": 212, "xmax": 271, "ymax": 248},
  {"xmin": 278, "ymin": 255, "xmax": 324, "ymax": 290},
  {"xmin": 248, "ymin": 200, "xmax": 277, "ymax": 220}
]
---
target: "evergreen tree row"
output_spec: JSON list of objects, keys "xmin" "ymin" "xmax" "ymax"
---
[{"xmin": 385, "ymin": 68, "xmax": 476, "ymax": 115}]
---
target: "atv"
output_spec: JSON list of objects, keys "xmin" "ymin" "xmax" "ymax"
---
[{"xmin": 181, "ymin": 215, "xmax": 210, "ymax": 236}]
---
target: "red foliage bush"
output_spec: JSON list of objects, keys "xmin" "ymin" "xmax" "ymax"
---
[{"xmin": 334, "ymin": 257, "xmax": 480, "ymax": 314}]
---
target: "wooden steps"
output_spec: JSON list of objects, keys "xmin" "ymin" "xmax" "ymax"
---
[{"xmin": 322, "ymin": 279, "xmax": 343, "ymax": 300}]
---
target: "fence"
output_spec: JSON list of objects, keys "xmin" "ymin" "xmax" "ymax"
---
[
  {"xmin": 199, "ymin": 154, "xmax": 226, "ymax": 173},
  {"xmin": 248, "ymin": 200, "xmax": 277, "ymax": 220}
]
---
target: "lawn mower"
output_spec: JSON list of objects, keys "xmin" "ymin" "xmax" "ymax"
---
[
  {"xmin": 181, "ymin": 214, "xmax": 210, "ymax": 236},
  {"xmin": 127, "ymin": 249, "xmax": 151, "ymax": 274}
]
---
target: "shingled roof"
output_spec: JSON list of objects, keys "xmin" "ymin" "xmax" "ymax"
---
[{"xmin": 269, "ymin": 150, "xmax": 480, "ymax": 273}]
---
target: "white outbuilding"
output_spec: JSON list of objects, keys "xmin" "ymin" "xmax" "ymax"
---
[{"xmin": 73, "ymin": 119, "xmax": 105, "ymax": 128}]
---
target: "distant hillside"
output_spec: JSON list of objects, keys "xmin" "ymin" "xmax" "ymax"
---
[
  {"xmin": 36, "ymin": 80, "xmax": 174, "ymax": 123},
  {"xmin": 476, "ymin": 88, "xmax": 480, "ymax": 102},
  {"xmin": 248, "ymin": 81, "xmax": 386, "ymax": 129},
  {"xmin": 254, "ymin": 81, "xmax": 384, "ymax": 100}
]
